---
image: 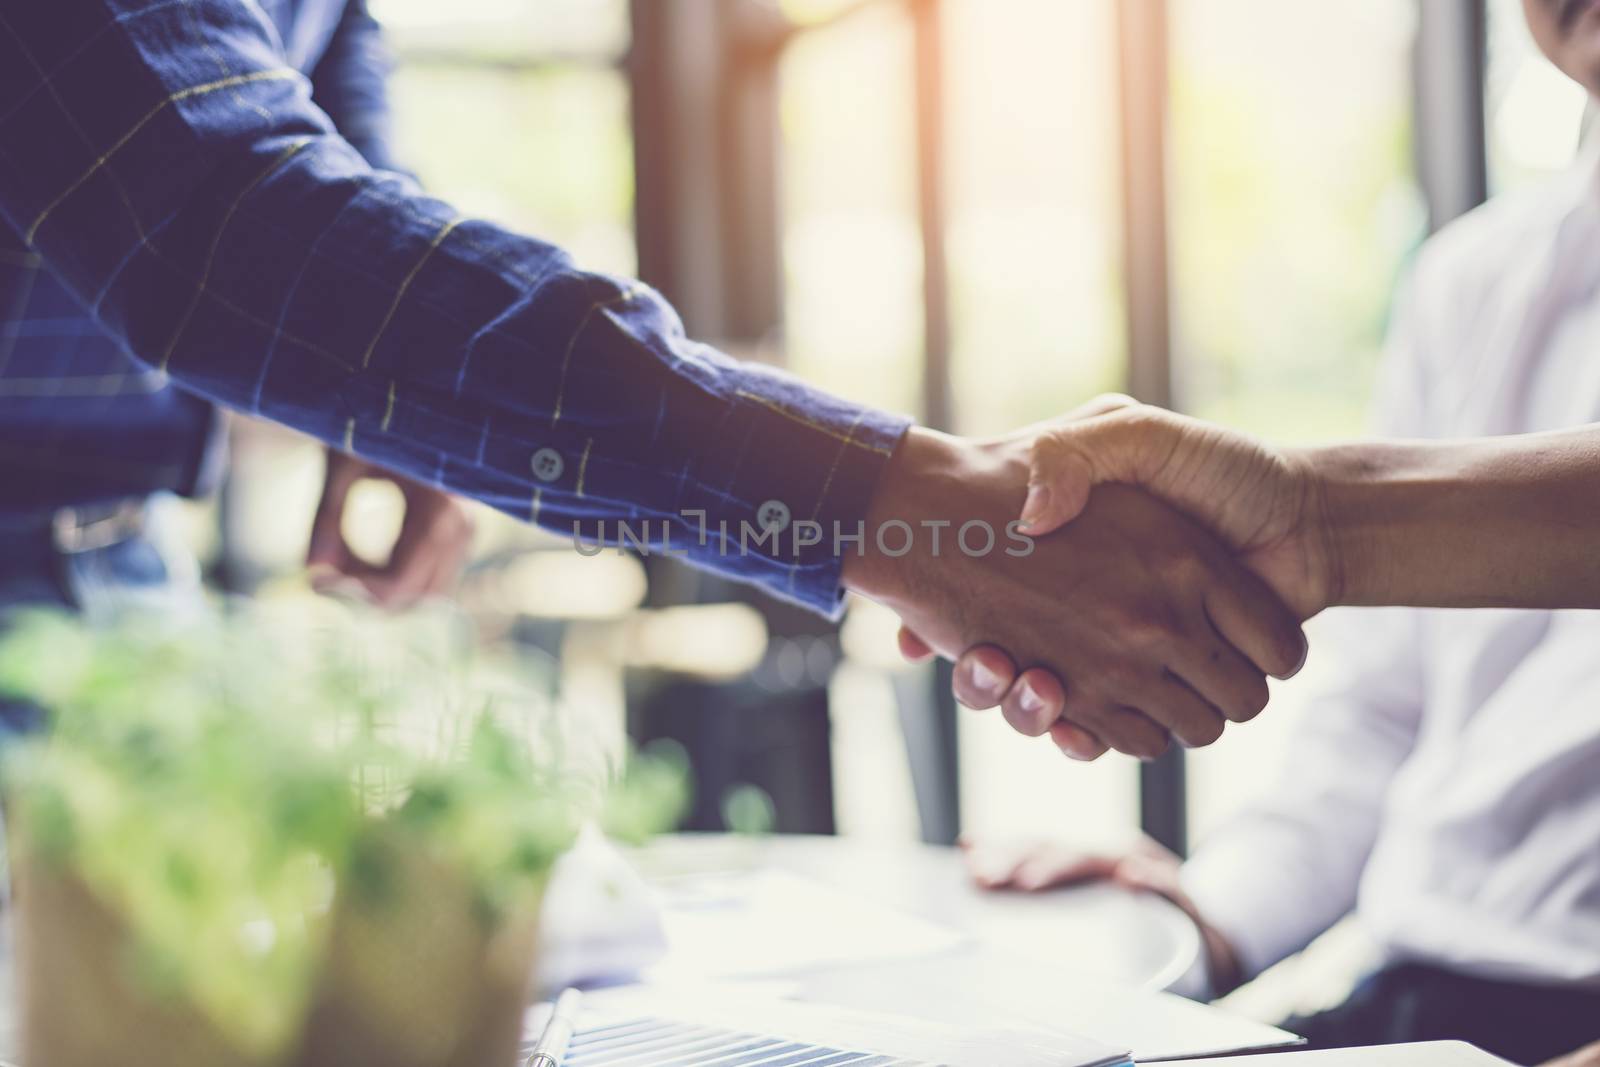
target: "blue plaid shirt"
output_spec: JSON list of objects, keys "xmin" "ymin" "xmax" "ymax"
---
[{"xmin": 0, "ymin": 0, "xmax": 910, "ymax": 617}]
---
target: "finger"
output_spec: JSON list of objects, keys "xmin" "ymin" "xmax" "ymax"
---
[
  {"xmin": 308, "ymin": 451, "xmax": 364, "ymax": 569},
  {"xmin": 953, "ymin": 645, "xmax": 1019, "ymax": 710},
  {"xmin": 1091, "ymin": 705, "xmax": 1172, "ymax": 761},
  {"xmin": 1168, "ymin": 610, "xmax": 1274, "ymax": 724},
  {"xmin": 422, "ymin": 538, "xmax": 468, "ymax": 601},
  {"xmin": 421, "ymin": 507, "xmax": 474, "ymax": 600},
  {"xmin": 1065, "ymin": 393, "xmax": 1141, "ymax": 421},
  {"xmin": 961, "ymin": 843, "xmax": 1031, "ymax": 889},
  {"xmin": 361, "ymin": 502, "xmax": 452, "ymax": 610},
  {"xmin": 897, "ymin": 626, "xmax": 937, "ymax": 664},
  {"xmin": 1110, "ymin": 853, "xmax": 1185, "ymax": 905},
  {"xmin": 1019, "ymin": 435, "xmax": 1095, "ymax": 536},
  {"xmin": 1204, "ymin": 570, "xmax": 1309, "ymax": 681},
  {"xmin": 998, "ymin": 667, "xmax": 1065, "ymax": 737},
  {"xmin": 1013, "ymin": 845, "xmax": 1120, "ymax": 892},
  {"xmin": 1050, "ymin": 689, "xmax": 1167, "ymax": 759},
  {"xmin": 1019, "ymin": 397, "xmax": 1148, "ymax": 537},
  {"xmin": 1048, "ymin": 719, "xmax": 1108, "ymax": 761},
  {"xmin": 1130, "ymin": 674, "xmax": 1226, "ymax": 749}
]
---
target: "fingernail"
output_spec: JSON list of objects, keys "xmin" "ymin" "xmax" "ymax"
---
[
  {"xmin": 1019, "ymin": 484, "xmax": 1052, "ymax": 532},
  {"xmin": 1019, "ymin": 682, "xmax": 1047, "ymax": 720},
  {"xmin": 970, "ymin": 660, "xmax": 1001, "ymax": 695}
]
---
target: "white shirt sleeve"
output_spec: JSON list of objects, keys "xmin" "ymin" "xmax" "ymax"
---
[
  {"xmin": 1180, "ymin": 606, "xmax": 1426, "ymax": 980},
  {"xmin": 1179, "ymin": 267, "xmax": 1440, "ymax": 982}
]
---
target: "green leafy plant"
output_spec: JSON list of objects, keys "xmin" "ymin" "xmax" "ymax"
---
[{"xmin": 0, "ymin": 602, "xmax": 685, "ymax": 1066}]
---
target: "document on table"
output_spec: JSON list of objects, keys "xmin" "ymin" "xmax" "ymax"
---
[
  {"xmin": 560, "ymin": 985, "xmax": 1135, "ymax": 1067},
  {"xmin": 792, "ymin": 950, "xmax": 1301, "ymax": 1062},
  {"xmin": 649, "ymin": 868, "xmax": 965, "ymax": 979}
]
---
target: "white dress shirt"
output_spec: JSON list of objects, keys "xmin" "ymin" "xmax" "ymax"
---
[{"xmin": 1182, "ymin": 143, "xmax": 1600, "ymax": 989}]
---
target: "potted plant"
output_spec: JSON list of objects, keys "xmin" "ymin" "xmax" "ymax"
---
[{"xmin": 0, "ymin": 604, "xmax": 683, "ymax": 1067}]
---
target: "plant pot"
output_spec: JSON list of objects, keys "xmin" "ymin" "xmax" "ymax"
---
[
  {"xmin": 295, "ymin": 833, "xmax": 543, "ymax": 1067},
  {"xmin": 10, "ymin": 841, "xmax": 543, "ymax": 1067},
  {"xmin": 12, "ymin": 855, "xmax": 269, "ymax": 1067}
]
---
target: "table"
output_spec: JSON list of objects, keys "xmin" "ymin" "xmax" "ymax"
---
[
  {"xmin": 629, "ymin": 834, "xmax": 1297, "ymax": 1061},
  {"xmin": 0, "ymin": 834, "xmax": 1288, "ymax": 1064},
  {"xmin": 633, "ymin": 833, "xmax": 1202, "ymax": 992}
]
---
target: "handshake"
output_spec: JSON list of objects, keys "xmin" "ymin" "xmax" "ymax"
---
[
  {"xmin": 332, "ymin": 386, "xmax": 1587, "ymax": 761},
  {"xmin": 841, "ymin": 395, "xmax": 1333, "ymax": 762}
]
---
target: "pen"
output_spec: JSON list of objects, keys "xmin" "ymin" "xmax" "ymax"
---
[{"xmin": 525, "ymin": 987, "xmax": 583, "ymax": 1067}]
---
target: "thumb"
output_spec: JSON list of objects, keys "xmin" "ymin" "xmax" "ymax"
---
[
  {"xmin": 308, "ymin": 451, "xmax": 362, "ymax": 569},
  {"xmin": 1018, "ymin": 437, "xmax": 1095, "ymax": 536},
  {"xmin": 1018, "ymin": 406, "xmax": 1174, "ymax": 536}
]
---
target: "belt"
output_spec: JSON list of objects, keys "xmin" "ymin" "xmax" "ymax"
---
[{"xmin": 50, "ymin": 499, "xmax": 149, "ymax": 554}]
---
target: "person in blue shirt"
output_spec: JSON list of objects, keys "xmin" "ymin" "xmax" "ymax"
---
[
  {"xmin": 0, "ymin": 0, "xmax": 471, "ymax": 618},
  {"xmin": 0, "ymin": 0, "xmax": 1310, "ymax": 759}
]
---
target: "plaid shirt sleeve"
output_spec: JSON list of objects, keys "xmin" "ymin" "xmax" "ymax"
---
[{"xmin": 0, "ymin": 1, "xmax": 911, "ymax": 618}]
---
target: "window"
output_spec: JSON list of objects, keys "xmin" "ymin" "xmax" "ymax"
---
[
  {"xmin": 781, "ymin": 3, "xmax": 923, "ymax": 416},
  {"xmin": 943, "ymin": 0, "xmax": 1125, "ymax": 438},
  {"xmin": 1166, "ymin": 0, "xmax": 1424, "ymax": 841},
  {"xmin": 374, "ymin": 0, "xmax": 636, "ymax": 274},
  {"xmin": 1169, "ymin": 0, "xmax": 1423, "ymax": 443}
]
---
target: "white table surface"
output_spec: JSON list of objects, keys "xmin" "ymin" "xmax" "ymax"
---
[
  {"xmin": 632, "ymin": 833, "xmax": 1202, "ymax": 992},
  {"xmin": 630, "ymin": 834, "xmax": 1298, "ymax": 1061}
]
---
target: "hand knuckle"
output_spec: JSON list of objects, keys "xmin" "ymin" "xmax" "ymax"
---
[
  {"xmin": 1227, "ymin": 676, "xmax": 1270, "ymax": 723},
  {"xmin": 1030, "ymin": 431, "xmax": 1071, "ymax": 468},
  {"xmin": 1122, "ymin": 607, "xmax": 1180, "ymax": 648}
]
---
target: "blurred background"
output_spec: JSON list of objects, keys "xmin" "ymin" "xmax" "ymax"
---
[{"xmin": 176, "ymin": 0, "xmax": 1585, "ymax": 981}]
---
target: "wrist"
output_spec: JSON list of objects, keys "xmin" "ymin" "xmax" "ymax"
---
[
  {"xmin": 1198, "ymin": 920, "xmax": 1244, "ymax": 997},
  {"xmin": 1293, "ymin": 440, "xmax": 1428, "ymax": 608},
  {"xmin": 841, "ymin": 426, "xmax": 1023, "ymax": 605}
]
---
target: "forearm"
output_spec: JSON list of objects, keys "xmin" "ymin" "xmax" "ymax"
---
[
  {"xmin": 0, "ymin": 0, "xmax": 908, "ymax": 617},
  {"xmin": 1304, "ymin": 426, "xmax": 1600, "ymax": 608}
]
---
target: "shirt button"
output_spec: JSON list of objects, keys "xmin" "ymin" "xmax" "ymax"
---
[
  {"xmin": 757, "ymin": 499, "xmax": 791, "ymax": 533},
  {"xmin": 531, "ymin": 447, "xmax": 565, "ymax": 483}
]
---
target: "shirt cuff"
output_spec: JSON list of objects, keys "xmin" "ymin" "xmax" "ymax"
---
[
  {"xmin": 1181, "ymin": 838, "xmax": 1315, "ymax": 984},
  {"xmin": 679, "ymin": 362, "xmax": 913, "ymax": 620}
]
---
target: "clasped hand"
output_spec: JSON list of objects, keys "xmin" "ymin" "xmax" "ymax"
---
[
  {"xmin": 858, "ymin": 396, "xmax": 1329, "ymax": 761},
  {"xmin": 305, "ymin": 396, "xmax": 1324, "ymax": 762}
]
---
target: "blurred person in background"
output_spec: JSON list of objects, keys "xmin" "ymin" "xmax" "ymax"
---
[
  {"xmin": 0, "ymin": 0, "xmax": 1308, "ymax": 756},
  {"xmin": 0, "ymin": 0, "xmax": 473, "ymax": 625},
  {"xmin": 956, "ymin": 1, "xmax": 1600, "ymax": 1060},
  {"xmin": 0, "ymin": 0, "xmax": 472, "ymax": 741}
]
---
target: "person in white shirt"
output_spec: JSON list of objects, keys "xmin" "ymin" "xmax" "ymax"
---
[{"xmin": 959, "ymin": 9, "xmax": 1600, "ymax": 1061}]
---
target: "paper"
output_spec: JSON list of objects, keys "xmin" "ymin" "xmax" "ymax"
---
[
  {"xmin": 649, "ymin": 868, "xmax": 965, "ymax": 979},
  {"xmin": 537, "ymin": 826, "xmax": 668, "ymax": 991},
  {"xmin": 789, "ymin": 948, "xmax": 1301, "ymax": 1062},
  {"xmin": 572, "ymin": 984, "xmax": 1133, "ymax": 1067}
]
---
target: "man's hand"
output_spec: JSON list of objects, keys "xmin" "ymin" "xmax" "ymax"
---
[
  {"xmin": 307, "ymin": 450, "xmax": 475, "ymax": 611},
  {"xmin": 914, "ymin": 398, "xmax": 1330, "ymax": 754},
  {"xmin": 1011, "ymin": 396, "xmax": 1337, "ymax": 618},
  {"xmin": 843, "ymin": 429, "xmax": 1305, "ymax": 758},
  {"xmin": 962, "ymin": 835, "xmax": 1243, "ymax": 995}
]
